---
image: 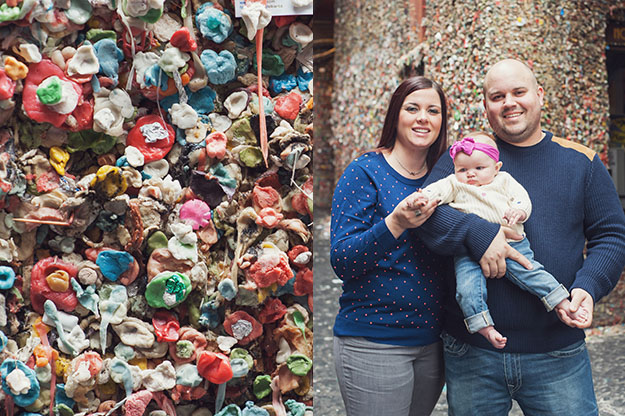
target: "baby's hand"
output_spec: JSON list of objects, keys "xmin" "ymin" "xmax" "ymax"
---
[
  {"xmin": 503, "ymin": 208, "xmax": 527, "ymax": 226},
  {"xmin": 406, "ymin": 190, "xmax": 429, "ymax": 211},
  {"xmin": 555, "ymin": 299, "xmax": 591, "ymax": 328}
]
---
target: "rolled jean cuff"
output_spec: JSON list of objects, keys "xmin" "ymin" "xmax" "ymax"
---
[
  {"xmin": 542, "ymin": 284, "xmax": 570, "ymax": 311},
  {"xmin": 464, "ymin": 310, "xmax": 494, "ymax": 334}
]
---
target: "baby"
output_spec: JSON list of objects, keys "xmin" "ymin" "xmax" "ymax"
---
[{"xmin": 415, "ymin": 132, "xmax": 588, "ymax": 348}]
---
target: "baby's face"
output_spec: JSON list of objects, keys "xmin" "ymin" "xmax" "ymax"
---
[{"xmin": 453, "ymin": 150, "xmax": 501, "ymax": 186}]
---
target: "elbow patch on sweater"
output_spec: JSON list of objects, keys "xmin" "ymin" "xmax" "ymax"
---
[{"xmin": 552, "ymin": 137, "xmax": 595, "ymax": 161}]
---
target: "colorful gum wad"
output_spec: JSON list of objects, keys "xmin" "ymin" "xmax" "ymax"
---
[
  {"xmin": 95, "ymin": 250, "xmax": 135, "ymax": 281},
  {"xmin": 223, "ymin": 311, "xmax": 263, "ymax": 345},
  {"xmin": 296, "ymin": 67, "xmax": 313, "ymax": 91},
  {"xmin": 200, "ymin": 49, "xmax": 237, "ymax": 85},
  {"xmin": 287, "ymin": 245, "xmax": 311, "ymax": 268},
  {"xmin": 175, "ymin": 363, "xmax": 204, "ymax": 388},
  {"xmin": 123, "ymin": 390, "xmax": 154, "ymax": 416},
  {"xmin": 0, "ymin": 68, "xmax": 17, "ymax": 100},
  {"xmin": 286, "ymin": 354, "xmax": 312, "ymax": 377},
  {"xmin": 146, "ymin": 248, "xmax": 194, "ymax": 280},
  {"xmin": 90, "ymin": 166, "xmax": 128, "ymax": 198},
  {"xmin": 171, "ymin": 384, "xmax": 207, "ymax": 402},
  {"xmin": 126, "ymin": 115, "xmax": 176, "ymax": 163},
  {"xmin": 30, "ymin": 257, "xmax": 78, "ymax": 314},
  {"xmin": 293, "ymin": 267, "xmax": 312, "ymax": 297},
  {"xmin": 146, "ymin": 231, "xmax": 169, "ymax": 254},
  {"xmin": 73, "ymin": 352, "xmax": 103, "ymax": 382},
  {"xmin": 169, "ymin": 326, "xmax": 207, "ymax": 365},
  {"xmin": 22, "ymin": 60, "xmax": 93, "ymax": 130},
  {"xmin": 152, "ymin": 310, "xmax": 181, "ymax": 342},
  {"xmin": 142, "ymin": 63, "xmax": 194, "ymax": 99},
  {"xmin": 49, "ymin": 146, "xmax": 71, "ymax": 176},
  {"xmin": 85, "ymin": 247, "xmax": 139, "ymax": 285},
  {"xmin": 195, "ymin": 3, "xmax": 233, "ymax": 43},
  {"xmin": 252, "ymin": 185, "xmax": 281, "ymax": 212},
  {"xmin": 246, "ymin": 246, "xmax": 294, "ymax": 288},
  {"xmin": 3, "ymin": 56, "xmax": 28, "ymax": 81},
  {"xmin": 253, "ymin": 375, "xmax": 272, "ymax": 400},
  {"xmin": 33, "ymin": 343, "xmax": 59, "ymax": 368},
  {"xmin": 290, "ymin": 177, "xmax": 313, "ymax": 217},
  {"xmin": 0, "ymin": 2, "xmax": 21, "ymax": 23},
  {"xmin": 120, "ymin": 0, "xmax": 163, "ymax": 22},
  {"xmin": 0, "ymin": 265, "xmax": 16, "ymax": 290},
  {"xmin": 230, "ymin": 348, "xmax": 254, "ymax": 371},
  {"xmin": 240, "ymin": 1, "xmax": 271, "ymax": 40},
  {"xmin": 205, "ymin": 131, "xmax": 228, "ymax": 159},
  {"xmin": 269, "ymin": 73, "xmax": 297, "ymax": 95},
  {"xmin": 223, "ymin": 90, "xmax": 249, "ymax": 118},
  {"xmin": 196, "ymin": 351, "xmax": 233, "ymax": 384},
  {"xmin": 170, "ymin": 27, "xmax": 197, "ymax": 52},
  {"xmin": 179, "ymin": 199, "xmax": 212, "ymax": 230},
  {"xmin": 252, "ymin": 50, "xmax": 285, "ymax": 77},
  {"xmin": 258, "ymin": 298, "xmax": 288, "ymax": 324},
  {"xmin": 255, "ymin": 207, "xmax": 283, "ymax": 228},
  {"xmin": 145, "ymin": 271, "xmax": 192, "ymax": 309},
  {"xmin": 65, "ymin": 44, "xmax": 99, "ymax": 81},
  {"xmin": 93, "ymin": 38, "xmax": 124, "ymax": 86},
  {"xmin": 274, "ymin": 91, "xmax": 302, "ymax": 121},
  {"xmin": 0, "ymin": 359, "xmax": 41, "ymax": 407}
]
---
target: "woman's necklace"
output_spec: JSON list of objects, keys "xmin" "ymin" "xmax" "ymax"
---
[{"xmin": 394, "ymin": 153, "xmax": 427, "ymax": 177}]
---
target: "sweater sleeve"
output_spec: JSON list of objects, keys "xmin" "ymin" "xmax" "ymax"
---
[
  {"xmin": 571, "ymin": 155, "xmax": 625, "ymax": 301},
  {"xmin": 417, "ymin": 151, "xmax": 500, "ymax": 259},
  {"xmin": 502, "ymin": 172, "xmax": 532, "ymax": 220},
  {"xmin": 330, "ymin": 161, "xmax": 400, "ymax": 281},
  {"xmin": 422, "ymin": 175, "xmax": 457, "ymax": 205}
]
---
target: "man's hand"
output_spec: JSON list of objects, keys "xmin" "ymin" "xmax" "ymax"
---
[
  {"xmin": 479, "ymin": 227, "xmax": 533, "ymax": 278},
  {"xmin": 557, "ymin": 288, "xmax": 594, "ymax": 329}
]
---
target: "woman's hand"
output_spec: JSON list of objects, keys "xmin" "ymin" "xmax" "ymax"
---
[{"xmin": 385, "ymin": 192, "xmax": 439, "ymax": 239}]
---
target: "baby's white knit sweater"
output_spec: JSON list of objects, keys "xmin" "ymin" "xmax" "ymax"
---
[{"xmin": 422, "ymin": 171, "xmax": 532, "ymax": 236}]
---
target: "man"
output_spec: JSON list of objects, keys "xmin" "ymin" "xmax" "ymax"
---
[{"xmin": 417, "ymin": 58, "xmax": 625, "ymax": 415}]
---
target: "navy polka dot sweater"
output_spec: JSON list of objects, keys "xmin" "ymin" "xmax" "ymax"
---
[{"xmin": 330, "ymin": 151, "xmax": 452, "ymax": 346}]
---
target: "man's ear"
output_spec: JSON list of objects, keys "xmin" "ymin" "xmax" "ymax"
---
[
  {"xmin": 537, "ymin": 85, "xmax": 545, "ymax": 106},
  {"xmin": 495, "ymin": 161, "xmax": 503, "ymax": 172}
]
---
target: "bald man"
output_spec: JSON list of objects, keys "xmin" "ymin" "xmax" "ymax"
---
[{"xmin": 417, "ymin": 59, "xmax": 625, "ymax": 415}]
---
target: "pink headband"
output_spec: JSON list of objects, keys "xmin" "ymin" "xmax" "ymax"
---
[{"xmin": 449, "ymin": 137, "xmax": 500, "ymax": 162}]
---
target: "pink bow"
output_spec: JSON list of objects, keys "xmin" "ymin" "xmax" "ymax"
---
[{"xmin": 449, "ymin": 137, "xmax": 500, "ymax": 162}]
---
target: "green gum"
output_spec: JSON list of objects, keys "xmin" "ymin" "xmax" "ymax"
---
[
  {"xmin": 36, "ymin": 77, "xmax": 63, "ymax": 105},
  {"xmin": 176, "ymin": 340, "xmax": 194, "ymax": 358}
]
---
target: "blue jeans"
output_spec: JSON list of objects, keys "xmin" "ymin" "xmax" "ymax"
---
[
  {"xmin": 441, "ymin": 332, "xmax": 597, "ymax": 415},
  {"xmin": 334, "ymin": 336, "xmax": 445, "ymax": 416},
  {"xmin": 454, "ymin": 238, "xmax": 569, "ymax": 333}
]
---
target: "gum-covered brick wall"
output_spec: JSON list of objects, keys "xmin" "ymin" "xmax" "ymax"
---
[
  {"xmin": 330, "ymin": 0, "xmax": 422, "ymax": 182},
  {"xmin": 0, "ymin": 0, "xmax": 313, "ymax": 415},
  {"xmin": 330, "ymin": 0, "xmax": 621, "ymax": 184}
]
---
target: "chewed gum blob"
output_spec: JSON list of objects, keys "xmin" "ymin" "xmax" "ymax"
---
[
  {"xmin": 0, "ymin": 360, "xmax": 41, "ymax": 407},
  {"xmin": 200, "ymin": 49, "xmax": 236, "ymax": 85},
  {"xmin": 0, "ymin": 266, "xmax": 16, "ymax": 290},
  {"xmin": 195, "ymin": 3, "xmax": 232, "ymax": 43},
  {"xmin": 145, "ymin": 271, "xmax": 192, "ymax": 309}
]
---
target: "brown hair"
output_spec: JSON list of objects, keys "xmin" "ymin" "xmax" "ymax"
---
[
  {"xmin": 376, "ymin": 76, "xmax": 448, "ymax": 173},
  {"xmin": 459, "ymin": 131, "xmax": 498, "ymax": 148}
]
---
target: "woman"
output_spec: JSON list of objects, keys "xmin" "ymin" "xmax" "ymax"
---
[{"xmin": 330, "ymin": 76, "xmax": 452, "ymax": 416}]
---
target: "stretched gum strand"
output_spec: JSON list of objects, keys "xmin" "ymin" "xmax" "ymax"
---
[{"xmin": 32, "ymin": 318, "xmax": 58, "ymax": 416}]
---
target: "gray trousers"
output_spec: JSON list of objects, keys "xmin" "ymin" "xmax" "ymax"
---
[{"xmin": 334, "ymin": 336, "xmax": 445, "ymax": 416}]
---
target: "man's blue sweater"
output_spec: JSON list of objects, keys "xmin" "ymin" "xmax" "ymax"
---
[
  {"xmin": 330, "ymin": 152, "xmax": 452, "ymax": 346},
  {"xmin": 418, "ymin": 131, "xmax": 625, "ymax": 353}
]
